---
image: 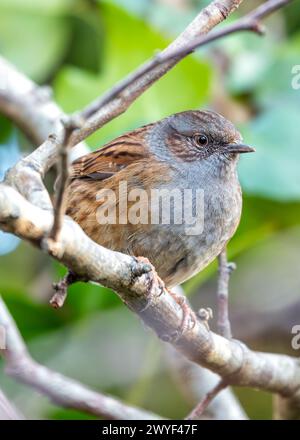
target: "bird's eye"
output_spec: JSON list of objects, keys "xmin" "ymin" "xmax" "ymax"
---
[{"xmin": 193, "ymin": 134, "xmax": 209, "ymax": 147}]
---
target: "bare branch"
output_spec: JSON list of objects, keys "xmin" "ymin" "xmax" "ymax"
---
[
  {"xmin": 0, "ymin": 57, "xmax": 87, "ymax": 161},
  {"xmin": 4, "ymin": 136, "xmax": 59, "ymax": 211},
  {"xmin": 70, "ymin": 0, "xmax": 291, "ymax": 147},
  {"xmin": 186, "ymin": 379, "xmax": 228, "ymax": 420},
  {"xmin": 50, "ymin": 271, "xmax": 86, "ymax": 308},
  {"xmin": 274, "ymin": 393, "xmax": 300, "ymax": 420},
  {"xmin": 68, "ymin": 0, "xmax": 245, "ymax": 146},
  {"xmin": 0, "ymin": 0, "xmax": 297, "ymax": 420},
  {"xmin": 1, "ymin": 184, "xmax": 300, "ymax": 414},
  {"xmin": 217, "ymin": 249, "xmax": 236, "ymax": 338},
  {"xmin": 0, "ymin": 296, "xmax": 161, "ymax": 420},
  {"xmin": 0, "ymin": 58, "xmax": 88, "ymax": 212},
  {"xmin": 150, "ymin": 0, "xmax": 293, "ymax": 64},
  {"xmin": 49, "ymin": 117, "xmax": 84, "ymax": 241},
  {"xmin": 0, "ymin": 388, "xmax": 25, "ymax": 420},
  {"xmin": 165, "ymin": 341, "xmax": 248, "ymax": 420},
  {"xmin": 0, "ymin": 57, "xmax": 61, "ymax": 146}
]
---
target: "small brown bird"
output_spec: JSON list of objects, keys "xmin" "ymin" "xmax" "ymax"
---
[{"xmin": 66, "ymin": 110, "xmax": 254, "ymax": 295}]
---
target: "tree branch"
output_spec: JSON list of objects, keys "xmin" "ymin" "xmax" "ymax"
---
[
  {"xmin": 0, "ymin": 57, "xmax": 87, "ymax": 160},
  {"xmin": 0, "ymin": 184, "xmax": 300, "ymax": 415},
  {"xmin": 217, "ymin": 249, "xmax": 236, "ymax": 338},
  {"xmin": 186, "ymin": 379, "xmax": 228, "ymax": 420},
  {"xmin": 165, "ymin": 343, "xmax": 248, "ymax": 420},
  {"xmin": 0, "ymin": 0, "xmax": 297, "ymax": 420},
  {"xmin": 0, "ymin": 296, "xmax": 161, "ymax": 420},
  {"xmin": 166, "ymin": 288, "xmax": 247, "ymax": 420},
  {"xmin": 69, "ymin": 0, "xmax": 245, "ymax": 146},
  {"xmin": 0, "ymin": 388, "xmax": 24, "ymax": 420},
  {"xmin": 69, "ymin": 0, "xmax": 291, "ymax": 147},
  {"xmin": 49, "ymin": 117, "xmax": 84, "ymax": 241},
  {"xmin": 0, "ymin": 57, "xmax": 88, "ymax": 213}
]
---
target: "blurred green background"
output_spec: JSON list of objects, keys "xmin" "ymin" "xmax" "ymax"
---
[{"xmin": 0, "ymin": 0, "xmax": 300, "ymax": 420}]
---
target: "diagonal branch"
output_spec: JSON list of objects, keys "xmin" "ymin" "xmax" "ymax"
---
[
  {"xmin": 69, "ymin": 0, "xmax": 244, "ymax": 146},
  {"xmin": 48, "ymin": 0, "xmax": 248, "ymax": 241},
  {"xmin": 0, "ymin": 57, "xmax": 61, "ymax": 146},
  {"xmin": 49, "ymin": 117, "xmax": 84, "ymax": 241},
  {"xmin": 0, "ymin": 57, "xmax": 88, "ymax": 159},
  {"xmin": 70, "ymin": 0, "xmax": 291, "ymax": 147},
  {"xmin": 0, "ymin": 57, "xmax": 88, "ymax": 213},
  {"xmin": 3, "ymin": 0, "xmax": 289, "ymax": 241},
  {"xmin": 165, "ymin": 343, "xmax": 248, "ymax": 420},
  {"xmin": 186, "ymin": 379, "xmax": 228, "ymax": 420},
  {"xmin": 165, "ymin": 288, "xmax": 247, "ymax": 420},
  {"xmin": 217, "ymin": 249, "xmax": 236, "ymax": 338},
  {"xmin": 0, "ymin": 388, "xmax": 25, "ymax": 420},
  {"xmin": 1, "ymin": 184, "xmax": 300, "ymax": 415},
  {"xmin": 0, "ymin": 0, "xmax": 297, "ymax": 420},
  {"xmin": 0, "ymin": 296, "xmax": 161, "ymax": 420}
]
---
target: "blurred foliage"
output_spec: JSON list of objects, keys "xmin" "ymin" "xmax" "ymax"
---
[
  {"xmin": 0, "ymin": 0, "xmax": 300, "ymax": 420},
  {"xmin": 0, "ymin": 117, "xmax": 21, "ymax": 255},
  {"xmin": 54, "ymin": 2, "xmax": 212, "ymax": 144}
]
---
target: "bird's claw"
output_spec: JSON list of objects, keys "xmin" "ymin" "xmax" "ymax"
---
[
  {"xmin": 136, "ymin": 256, "xmax": 165, "ymax": 313},
  {"xmin": 135, "ymin": 257, "xmax": 198, "ymax": 341}
]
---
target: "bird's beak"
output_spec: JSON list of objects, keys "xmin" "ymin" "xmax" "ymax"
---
[{"xmin": 226, "ymin": 143, "xmax": 256, "ymax": 154}]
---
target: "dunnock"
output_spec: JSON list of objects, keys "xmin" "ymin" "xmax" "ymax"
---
[{"xmin": 66, "ymin": 110, "xmax": 254, "ymax": 329}]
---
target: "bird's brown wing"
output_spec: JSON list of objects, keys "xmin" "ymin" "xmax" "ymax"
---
[{"xmin": 70, "ymin": 126, "xmax": 152, "ymax": 182}]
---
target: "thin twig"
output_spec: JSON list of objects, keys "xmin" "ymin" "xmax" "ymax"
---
[
  {"xmin": 49, "ymin": 134, "xmax": 71, "ymax": 241},
  {"xmin": 0, "ymin": 388, "xmax": 25, "ymax": 420},
  {"xmin": 49, "ymin": 117, "xmax": 84, "ymax": 241},
  {"xmin": 0, "ymin": 296, "xmax": 161, "ymax": 420},
  {"xmin": 186, "ymin": 380, "xmax": 228, "ymax": 419},
  {"xmin": 68, "ymin": 0, "xmax": 245, "ymax": 146},
  {"xmin": 1, "ymin": 184, "xmax": 300, "ymax": 408},
  {"xmin": 71, "ymin": 0, "xmax": 291, "ymax": 146},
  {"xmin": 49, "ymin": 0, "xmax": 290, "ymax": 241},
  {"xmin": 217, "ymin": 249, "xmax": 236, "ymax": 338},
  {"xmin": 165, "ymin": 323, "xmax": 248, "ymax": 420},
  {"xmin": 50, "ymin": 271, "xmax": 87, "ymax": 308},
  {"xmin": 0, "ymin": 56, "xmax": 89, "ymax": 155},
  {"xmin": 0, "ymin": 0, "xmax": 297, "ymax": 420},
  {"xmin": 0, "ymin": 56, "xmax": 89, "ymax": 212},
  {"xmin": 153, "ymin": 0, "xmax": 292, "ymax": 63}
]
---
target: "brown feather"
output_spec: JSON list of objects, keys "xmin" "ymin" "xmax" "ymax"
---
[{"xmin": 70, "ymin": 125, "xmax": 153, "ymax": 181}]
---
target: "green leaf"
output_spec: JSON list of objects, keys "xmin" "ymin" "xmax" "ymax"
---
[
  {"xmin": 54, "ymin": 262, "xmax": 121, "ymax": 320},
  {"xmin": 2, "ymin": 292, "xmax": 64, "ymax": 340},
  {"xmin": 282, "ymin": 0, "xmax": 300, "ymax": 36},
  {"xmin": 255, "ymin": 32, "xmax": 300, "ymax": 109},
  {"xmin": 239, "ymin": 104, "xmax": 300, "ymax": 201},
  {"xmin": 224, "ymin": 32, "xmax": 274, "ymax": 94},
  {"xmin": 184, "ymin": 196, "xmax": 300, "ymax": 294},
  {"xmin": 0, "ymin": 7, "xmax": 71, "ymax": 82},
  {"xmin": 0, "ymin": 0, "xmax": 72, "ymax": 15},
  {"xmin": 0, "ymin": 242, "xmax": 48, "ymax": 292},
  {"xmin": 54, "ymin": 3, "xmax": 212, "ymax": 146},
  {"xmin": 64, "ymin": 0, "xmax": 105, "ymax": 75}
]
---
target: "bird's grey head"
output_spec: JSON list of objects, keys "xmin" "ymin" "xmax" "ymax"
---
[{"xmin": 149, "ymin": 110, "xmax": 254, "ymax": 166}]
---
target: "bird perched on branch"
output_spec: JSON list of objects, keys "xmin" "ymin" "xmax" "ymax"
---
[{"xmin": 65, "ymin": 110, "xmax": 254, "ymax": 331}]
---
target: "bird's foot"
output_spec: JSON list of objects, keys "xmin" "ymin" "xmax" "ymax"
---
[
  {"xmin": 135, "ymin": 257, "xmax": 165, "ymax": 313},
  {"xmin": 134, "ymin": 258, "xmax": 198, "ymax": 341},
  {"xmin": 167, "ymin": 290, "xmax": 198, "ymax": 341}
]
